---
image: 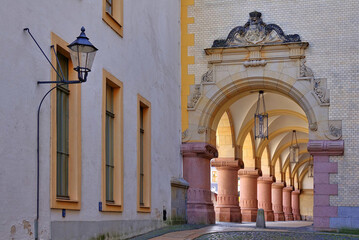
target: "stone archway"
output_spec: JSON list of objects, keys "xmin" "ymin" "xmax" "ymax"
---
[{"xmin": 182, "ymin": 12, "xmax": 343, "ymax": 228}]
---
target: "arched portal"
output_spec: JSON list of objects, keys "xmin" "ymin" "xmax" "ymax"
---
[{"xmin": 181, "ymin": 14, "xmax": 344, "ymax": 227}]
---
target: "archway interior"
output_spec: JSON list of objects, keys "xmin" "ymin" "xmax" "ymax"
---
[{"xmin": 211, "ymin": 91, "xmax": 314, "ymax": 221}]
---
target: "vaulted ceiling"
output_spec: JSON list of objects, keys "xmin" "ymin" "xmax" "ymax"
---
[{"xmin": 216, "ymin": 91, "xmax": 313, "ymax": 189}]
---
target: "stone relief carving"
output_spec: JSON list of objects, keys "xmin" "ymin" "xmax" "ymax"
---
[
  {"xmin": 300, "ymin": 59, "xmax": 314, "ymax": 78},
  {"xmin": 182, "ymin": 129, "xmax": 191, "ymax": 142},
  {"xmin": 298, "ymin": 58, "xmax": 330, "ymax": 105},
  {"xmin": 309, "ymin": 122, "xmax": 318, "ymax": 131},
  {"xmin": 313, "ymin": 78, "xmax": 330, "ymax": 105},
  {"xmin": 201, "ymin": 68, "xmax": 213, "ymax": 83},
  {"xmin": 197, "ymin": 126, "xmax": 207, "ymax": 134},
  {"xmin": 205, "ymin": 144, "xmax": 218, "ymax": 158},
  {"xmin": 325, "ymin": 120, "xmax": 342, "ymax": 140},
  {"xmin": 187, "ymin": 84, "xmax": 201, "ymax": 109},
  {"xmin": 212, "ymin": 11, "xmax": 301, "ymax": 47},
  {"xmin": 243, "ymin": 60, "xmax": 267, "ymax": 67}
]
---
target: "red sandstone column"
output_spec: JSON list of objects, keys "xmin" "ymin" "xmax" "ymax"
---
[
  {"xmin": 257, "ymin": 176, "xmax": 274, "ymax": 221},
  {"xmin": 308, "ymin": 140, "xmax": 344, "ymax": 229},
  {"xmin": 181, "ymin": 142, "xmax": 217, "ymax": 224},
  {"xmin": 292, "ymin": 190, "xmax": 301, "ymax": 220},
  {"xmin": 212, "ymin": 158, "xmax": 243, "ymax": 222},
  {"xmin": 238, "ymin": 169, "xmax": 259, "ymax": 222},
  {"xmin": 283, "ymin": 186, "xmax": 294, "ymax": 221},
  {"xmin": 272, "ymin": 182, "xmax": 285, "ymax": 221}
]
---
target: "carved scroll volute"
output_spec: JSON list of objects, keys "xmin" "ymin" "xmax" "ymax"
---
[
  {"xmin": 325, "ymin": 120, "xmax": 342, "ymax": 140},
  {"xmin": 187, "ymin": 84, "xmax": 202, "ymax": 109},
  {"xmin": 311, "ymin": 78, "xmax": 330, "ymax": 105}
]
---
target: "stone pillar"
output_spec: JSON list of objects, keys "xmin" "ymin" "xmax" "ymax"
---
[
  {"xmin": 238, "ymin": 169, "xmax": 259, "ymax": 222},
  {"xmin": 292, "ymin": 190, "xmax": 301, "ymax": 220},
  {"xmin": 181, "ymin": 142, "xmax": 217, "ymax": 224},
  {"xmin": 212, "ymin": 158, "xmax": 243, "ymax": 222},
  {"xmin": 257, "ymin": 176, "xmax": 274, "ymax": 221},
  {"xmin": 283, "ymin": 186, "xmax": 294, "ymax": 221},
  {"xmin": 308, "ymin": 140, "xmax": 344, "ymax": 230},
  {"xmin": 272, "ymin": 182, "xmax": 285, "ymax": 221}
]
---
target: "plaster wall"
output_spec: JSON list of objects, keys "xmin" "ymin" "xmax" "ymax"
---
[
  {"xmin": 0, "ymin": 0, "xmax": 181, "ymax": 239},
  {"xmin": 184, "ymin": 0, "xmax": 359, "ymax": 227},
  {"xmin": 300, "ymin": 190, "xmax": 314, "ymax": 221}
]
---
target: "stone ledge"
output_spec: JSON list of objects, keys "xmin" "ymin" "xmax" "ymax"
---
[
  {"xmin": 171, "ymin": 178, "xmax": 189, "ymax": 189},
  {"xmin": 307, "ymin": 140, "xmax": 344, "ymax": 156}
]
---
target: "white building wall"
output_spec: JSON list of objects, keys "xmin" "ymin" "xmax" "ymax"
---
[{"xmin": 0, "ymin": 0, "xmax": 181, "ymax": 239}]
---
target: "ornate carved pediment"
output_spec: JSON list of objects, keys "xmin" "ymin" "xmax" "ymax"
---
[{"xmin": 212, "ymin": 11, "xmax": 301, "ymax": 47}]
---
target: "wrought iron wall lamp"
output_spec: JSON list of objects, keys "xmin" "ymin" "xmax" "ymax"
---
[{"xmin": 24, "ymin": 27, "xmax": 97, "ymax": 240}]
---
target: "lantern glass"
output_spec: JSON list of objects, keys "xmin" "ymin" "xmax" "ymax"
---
[
  {"xmin": 67, "ymin": 27, "xmax": 98, "ymax": 81},
  {"xmin": 68, "ymin": 47, "xmax": 97, "ymax": 71},
  {"xmin": 290, "ymin": 145, "xmax": 299, "ymax": 163},
  {"xmin": 254, "ymin": 91, "xmax": 268, "ymax": 139},
  {"xmin": 254, "ymin": 113, "xmax": 268, "ymax": 139}
]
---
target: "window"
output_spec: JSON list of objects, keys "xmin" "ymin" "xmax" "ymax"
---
[
  {"xmin": 56, "ymin": 53, "xmax": 69, "ymax": 199},
  {"xmin": 50, "ymin": 32, "xmax": 81, "ymax": 210},
  {"xmin": 137, "ymin": 94, "xmax": 151, "ymax": 212},
  {"xmin": 102, "ymin": 0, "xmax": 123, "ymax": 37},
  {"xmin": 101, "ymin": 69, "xmax": 123, "ymax": 212}
]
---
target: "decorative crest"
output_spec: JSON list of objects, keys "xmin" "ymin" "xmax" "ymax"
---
[{"xmin": 212, "ymin": 11, "xmax": 301, "ymax": 47}]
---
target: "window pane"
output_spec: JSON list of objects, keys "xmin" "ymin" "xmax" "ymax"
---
[
  {"xmin": 56, "ymin": 53, "xmax": 69, "ymax": 198},
  {"xmin": 139, "ymin": 107, "xmax": 144, "ymax": 205},
  {"xmin": 106, "ymin": 85, "xmax": 114, "ymax": 202},
  {"xmin": 106, "ymin": 0, "xmax": 112, "ymax": 15}
]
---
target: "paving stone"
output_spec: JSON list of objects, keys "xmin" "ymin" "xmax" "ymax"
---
[{"xmin": 194, "ymin": 231, "xmax": 359, "ymax": 240}]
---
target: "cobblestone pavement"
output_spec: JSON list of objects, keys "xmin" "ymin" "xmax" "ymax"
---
[
  {"xmin": 194, "ymin": 231, "xmax": 359, "ymax": 240},
  {"xmin": 147, "ymin": 222, "xmax": 359, "ymax": 240}
]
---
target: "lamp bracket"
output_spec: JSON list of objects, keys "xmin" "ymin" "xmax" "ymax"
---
[{"xmin": 24, "ymin": 28, "xmax": 81, "ymax": 85}]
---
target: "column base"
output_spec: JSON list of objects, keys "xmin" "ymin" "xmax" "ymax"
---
[
  {"xmin": 187, "ymin": 202, "xmax": 215, "ymax": 224},
  {"xmin": 264, "ymin": 210, "xmax": 274, "ymax": 221},
  {"xmin": 293, "ymin": 212, "xmax": 301, "ymax": 220},
  {"xmin": 274, "ymin": 212, "xmax": 285, "ymax": 221},
  {"xmin": 215, "ymin": 206, "xmax": 241, "ymax": 223},
  {"xmin": 284, "ymin": 213, "xmax": 294, "ymax": 221},
  {"xmin": 241, "ymin": 209, "xmax": 258, "ymax": 222}
]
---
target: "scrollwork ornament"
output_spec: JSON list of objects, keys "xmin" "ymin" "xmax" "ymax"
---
[
  {"xmin": 325, "ymin": 120, "xmax": 342, "ymax": 140},
  {"xmin": 198, "ymin": 126, "xmax": 207, "ymax": 134},
  {"xmin": 212, "ymin": 11, "xmax": 301, "ymax": 47},
  {"xmin": 182, "ymin": 129, "xmax": 191, "ymax": 142},
  {"xmin": 205, "ymin": 145, "xmax": 218, "ymax": 158},
  {"xmin": 313, "ymin": 78, "xmax": 330, "ymax": 104},
  {"xmin": 201, "ymin": 68, "xmax": 213, "ymax": 83},
  {"xmin": 309, "ymin": 122, "xmax": 318, "ymax": 131},
  {"xmin": 187, "ymin": 85, "xmax": 201, "ymax": 109},
  {"xmin": 300, "ymin": 59, "xmax": 314, "ymax": 78}
]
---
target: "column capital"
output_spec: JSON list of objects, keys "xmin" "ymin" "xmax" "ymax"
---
[
  {"xmin": 272, "ymin": 182, "xmax": 285, "ymax": 189},
  {"xmin": 283, "ymin": 186, "xmax": 294, "ymax": 192},
  {"xmin": 181, "ymin": 142, "xmax": 218, "ymax": 159},
  {"xmin": 307, "ymin": 140, "xmax": 344, "ymax": 156},
  {"xmin": 257, "ymin": 176, "xmax": 274, "ymax": 184},
  {"xmin": 238, "ymin": 168, "xmax": 260, "ymax": 178},
  {"xmin": 292, "ymin": 189, "xmax": 301, "ymax": 195},
  {"xmin": 211, "ymin": 157, "xmax": 243, "ymax": 170}
]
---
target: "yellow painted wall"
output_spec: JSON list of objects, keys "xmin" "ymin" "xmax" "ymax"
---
[
  {"xmin": 181, "ymin": 0, "xmax": 194, "ymax": 131},
  {"xmin": 216, "ymin": 112, "xmax": 234, "ymax": 157},
  {"xmin": 300, "ymin": 189, "xmax": 313, "ymax": 220}
]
